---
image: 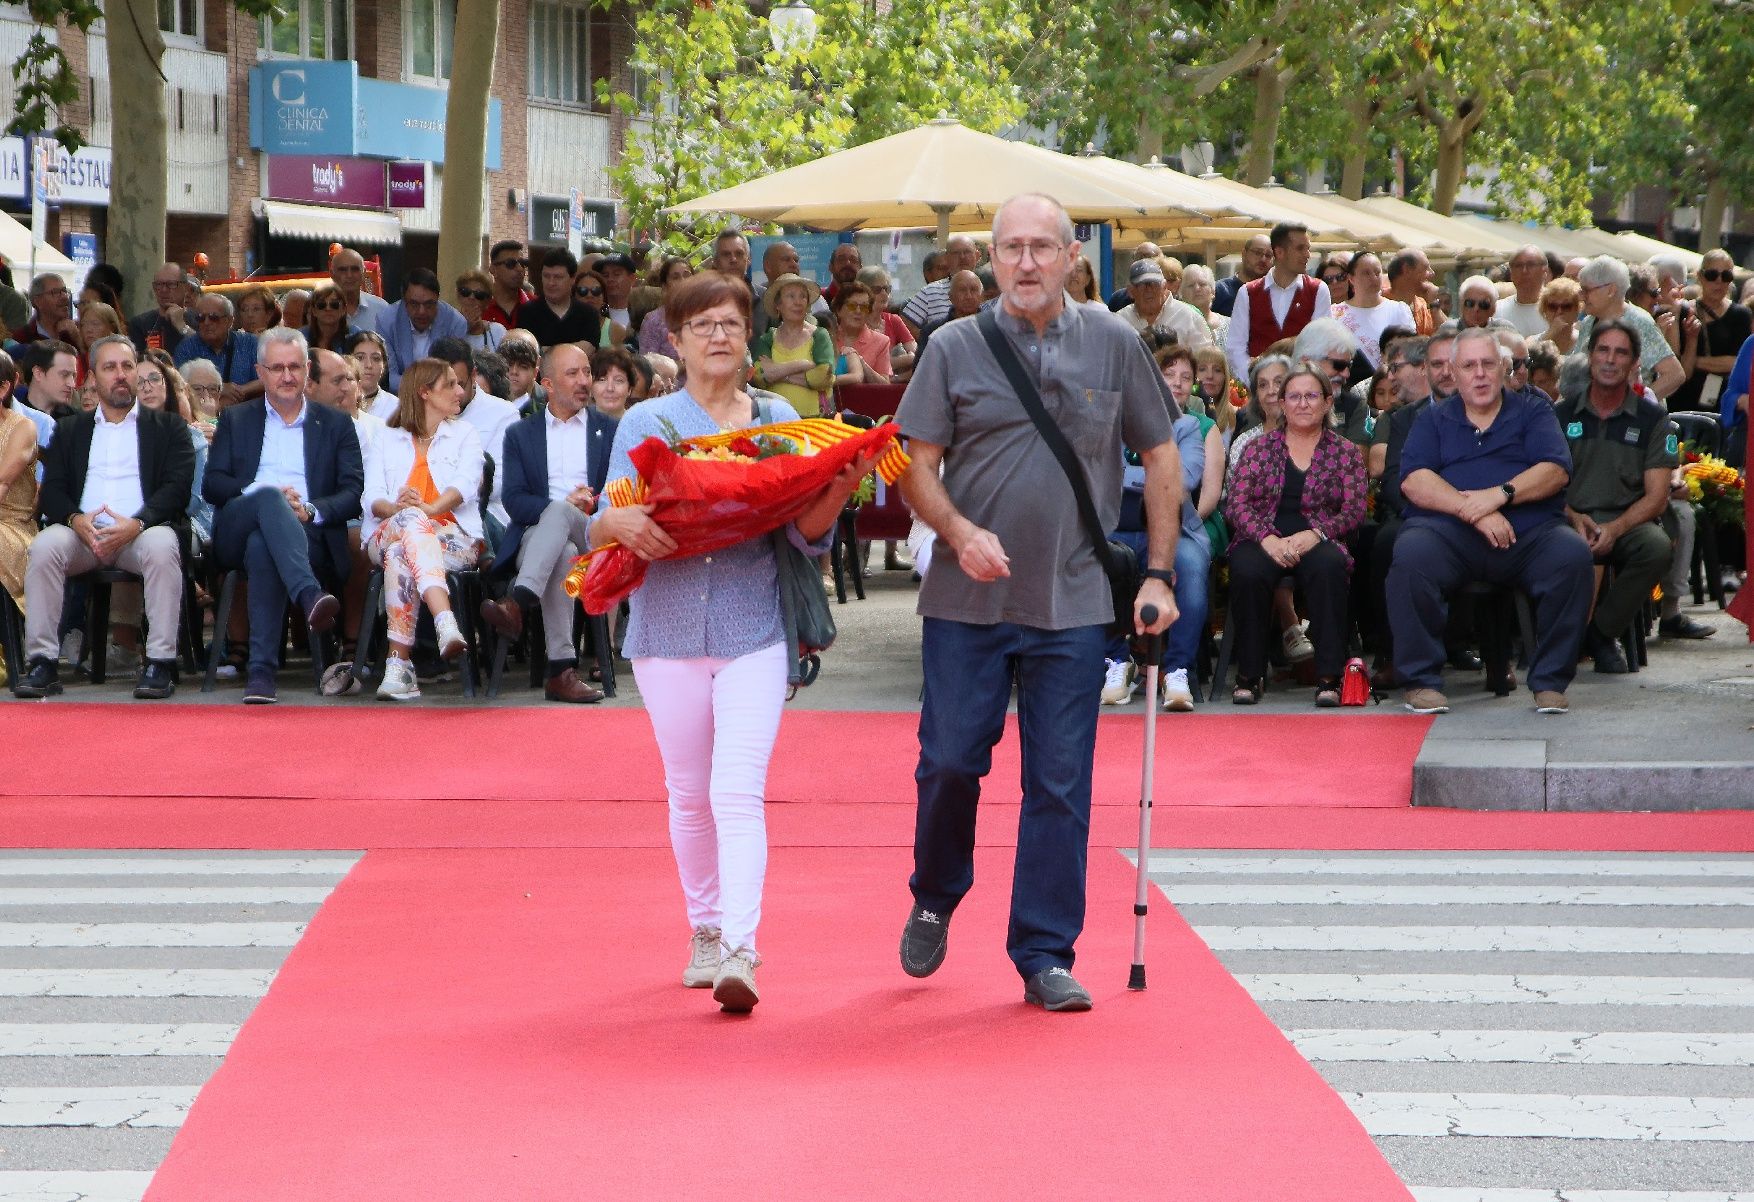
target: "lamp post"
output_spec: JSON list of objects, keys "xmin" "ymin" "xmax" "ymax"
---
[{"xmin": 768, "ymin": 0, "xmax": 817, "ymax": 54}]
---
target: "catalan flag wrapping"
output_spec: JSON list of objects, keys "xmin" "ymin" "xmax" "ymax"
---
[{"xmin": 565, "ymin": 418, "xmax": 907, "ymax": 615}]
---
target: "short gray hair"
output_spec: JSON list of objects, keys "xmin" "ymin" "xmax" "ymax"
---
[
  {"xmin": 1577, "ymin": 255, "xmax": 1630, "ymax": 298},
  {"xmin": 1459, "ymin": 274, "xmax": 1497, "ymax": 300},
  {"xmin": 1452, "ymin": 326, "xmax": 1504, "ymax": 371},
  {"xmin": 181, "ymin": 357, "xmax": 222, "ymax": 387},
  {"xmin": 1648, "ymin": 253, "xmax": 1690, "ymax": 288},
  {"xmin": 992, "ymin": 193, "xmax": 1075, "ymax": 247},
  {"xmin": 1292, "ymin": 316, "xmax": 1358, "ymax": 362},
  {"xmin": 258, "ymin": 325, "xmax": 309, "ymax": 358},
  {"xmin": 855, "ymin": 265, "xmax": 892, "ymax": 290},
  {"xmin": 86, "ymin": 333, "xmax": 136, "ymax": 367},
  {"xmin": 195, "ymin": 292, "xmax": 235, "ymax": 318},
  {"xmin": 29, "ymin": 273, "xmax": 63, "ymax": 299},
  {"xmin": 1179, "ymin": 264, "xmax": 1214, "ymax": 298}
]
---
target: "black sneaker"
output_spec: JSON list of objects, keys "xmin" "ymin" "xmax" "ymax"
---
[
  {"xmin": 242, "ymin": 670, "xmax": 278, "ymax": 705},
  {"xmin": 133, "ymin": 660, "xmax": 177, "ymax": 700},
  {"xmin": 1023, "ymin": 966, "xmax": 1092, "ymax": 1012},
  {"xmin": 899, "ymin": 903, "xmax": 950, "ymax": 978},
  {"xmin": 1588, "ymin": 628, "xmax": 1630, "ymax": 674},
  {"xmin": 1658, "ymin": 614, "xmax": 1715, "ymax": 640},
  {"xmin": 12, "ymin": 657, "xmax": 62, "ymax": 698}
]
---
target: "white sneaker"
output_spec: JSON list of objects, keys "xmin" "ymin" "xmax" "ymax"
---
[
  {"xmin": 104, "ymin": 642, "xmax": 141, "ymax": 672},
  {"xmin": 434, "ymin": 610, "xmax": 466, "ymax": 662},
  {"xmin": 1160, "ymin": 668, "xmax": 1194, "ymax": 711},
  {"xmin": 377, "ymin": 657, "xmax": 422, "ymax": 701},
  {"xmin": 713, "ymin": 946, "xmax": 761, "ymax": 1012},
  {"xmin": 59, "ymin": 630, "xmax": 84, "ymax": 667},
  {"xmin": 683, "ymin": 925, "xmax": 722, "ymax": 989},
  {"xmin": 1100, "ymin": 658, "xmax": 1136, "ymax": 705},
  {"xmin": 1282, "ymin": 621, "xmax": 1314, "ymax": 664}
]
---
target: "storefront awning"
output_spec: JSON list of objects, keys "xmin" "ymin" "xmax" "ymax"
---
[
  {"xmin": 253, "ymin": 199, "xmax": 402, "ymax": 246},
  {"xmin": 0, "ymin": 211, "xmax": 80, "ymax": 285}
]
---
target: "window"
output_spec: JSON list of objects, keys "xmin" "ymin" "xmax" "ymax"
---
[
  {"xmin": 259, "ymin": 0, "xmax": 351, "ymax": 61},
  {"xmin": 406, "ymin": 0, "xmax": 456, "ymax": 81},
  {"xmin": 158, "ymin": 0, "xmax": 198, "ymax": 39},
  {"xmin": 528, "ymin": 0, "xmax": 607, "ymax": 109}
]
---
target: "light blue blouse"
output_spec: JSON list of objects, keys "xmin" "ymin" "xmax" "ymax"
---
[{"xmin": 604, "ymin": 389, "xmax": 833, "ymax": 660}]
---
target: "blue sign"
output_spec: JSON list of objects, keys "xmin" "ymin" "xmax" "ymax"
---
[
  {"xmin": 749, "ymin": 233, "xmax": 844, "ymax": 288},
  {"xmin": 249, "ymin": 61, "xmax": 502, "ymax": 170},
  {"xmin": 62, "ymin": 232, "xmax": 98, "ymax": 294}
]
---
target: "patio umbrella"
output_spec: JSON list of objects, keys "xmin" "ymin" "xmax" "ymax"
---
[{"xmin": 1348, "ymin": 194, "xmax": 1523, "ymax": 263}]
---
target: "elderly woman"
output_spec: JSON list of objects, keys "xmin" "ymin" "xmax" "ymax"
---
[
  {"xmin": 751, "ymin": 273, "xmax": 834, "ymax": 417},
  {"xmin": 347, "ymin": 329, "xmax": 398, "ymax": 421},
  {"xmin": 636, "ymin": 256, "xmax": 695, "ymax": 360},
  {"xmin": 1331, "ymin": 251, "xmax": 1415, "ymax": 371},
  {"xmin": 1538, "ymin": 277, "xmax": 1582, "ymax": 355},
  {"xmin": 1180, "ymin": 263, "xmax": 1228, "ymax": 345},
  {"xmin": 304, "ymin": 283, "xmax": 351, "ymax": 352},
  {"xmin": 1577, "ymin": 255, "xmax": 1686, "ymax": 398},
  {"xmin": 235, "ymin": 285, "xmax": 281, "ymax": 335},
  {"xmin": 279, "ymin": 288, "xmax": 310, "ymax": 331},
  {"xmin": 455, "ymin": 269, "xmax": 507, "ymax": 353},
  {"xmin": 361, "ymin": 357, "xmax": 484, "ymax": 701},
  {"xmin": 855, "ymin": 266, "xmax": 916, "ymax": 378},
  {"xmin": 180, "ymin": 356, "xmax": 224, "ymax": 428},
  {"xmin": 589, "ymin": 345, "xmax": 637, "ymax": 419},
  {"xmin": 1457, "ymin": 275, "xmax": 1498, "ymax": 330},
  {"xmin": 1224, "ymin": 364, "xmax": 1368, "ymax": 705},
  {"xmin": 591, "ymin": 271, "xmax": 877, "ymax": 1012},
  {"xmin": 831, "ymin": 283, "xmax": 890, "ymax": 383}
]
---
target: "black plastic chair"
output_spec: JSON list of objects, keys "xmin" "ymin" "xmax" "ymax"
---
[
  {"xmin": 351, "ymin": 566, "xmax": 487, "ymax": 698},
  {"xmin": 199, "ymin": 568, "xmax": 329, "ymax": 695},
  {"xmin": 1671, "ymin": 412, "xmax": 1727, "ymax": 608},
  {"xmin": 0, "ymin": 586, "xmax": 22, "ymax": 682},
  {"xmin": 77, "ymin": 567, "xmax": 202, "ymax": 684},
  {"xmin": 482, "ymin": 588, "xmax": 617, "ymax": 700},
  {"xmin": 1459, "ymin": 580, "xmax": 1537, "ymax": 697}
]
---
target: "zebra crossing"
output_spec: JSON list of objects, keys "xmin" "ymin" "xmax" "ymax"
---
[
  {"xmin": 0, "ymin": 850, "xmax": 359, "ymax": 1202},
  {"xmin": 1143, "ymin": 848, "xmax": 1754, "ymax": 1202}
]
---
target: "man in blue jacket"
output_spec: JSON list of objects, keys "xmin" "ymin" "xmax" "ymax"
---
[{"xmin": 382, "ymin": 268, "xmax": 467, "ymax": 391}]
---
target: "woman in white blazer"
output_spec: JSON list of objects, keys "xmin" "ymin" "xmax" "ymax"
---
[{"xmin": 361, "ymin": 357, "xmax": 485, "ymax": 701}]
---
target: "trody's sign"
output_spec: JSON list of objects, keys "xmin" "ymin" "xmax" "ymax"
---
[{"xmin": 266, "ymin": 155, "xmax": 387, "ymax": 208}]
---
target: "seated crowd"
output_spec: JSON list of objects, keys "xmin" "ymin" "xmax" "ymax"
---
[{"xmin": 0, "ymin": 226, "xmax": 1745, "ymax": 714}]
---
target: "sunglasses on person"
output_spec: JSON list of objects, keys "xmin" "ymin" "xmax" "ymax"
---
[
  {"xmin": 196, "ymin": 311, "xmax": 230, "ymax": 323},
  {"xmin": 1701, "ymin": 269, "xmax": 1734, "ymax": 283},
  {"xmin": 311, "ymin": 299, "xmax": 343, "ymax": 310},
  {"xmin": 1547, "ymin": 301, "xmax": 1580, "ymax": 313},
  {"xmin": 1325, "ymin": 356, "xmax": 1352, "ymax": 373},
  {"xmin": 576, "ymin": 285, "xmax": 604, "ymax": 298},
  {"xmin": 457, "ymin": 287, "xmax": 491, "ymax": 301},
  {"xmin": 1322, "ymin": 273, "xmax": 1347, "ymax": 287},
  {"xmin": 494, "ymin": 258, "xmax": 528, "ymax": 269},
  {"xmin": 1509, "ymin": 357, "xmax": 1528, "ymax": 373},
  {"xmin": 1461, "ymin": 298, "xmax": 1494, "ymax": 310}
]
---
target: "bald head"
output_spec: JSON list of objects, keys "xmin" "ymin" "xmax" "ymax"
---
[
  {"xmin": 1241, "ymin": 234, "xmax": 1272, "ymax": 281},
  {"xmin": 306, "ymin": 347, "xmax": 351, "ymax": 408},
  {"xmin": 945, "ymin": 234, "xmax": 980, "ymax": 273},
  {"xmin": 1133, "ymin": 242, "xmax": 1162, "ymax": 261},
  {"xmin": 948, "ymin": 270, "xmax": 984, "ymax": 317}
]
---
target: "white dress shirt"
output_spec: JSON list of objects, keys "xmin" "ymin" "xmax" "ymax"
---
[
  {"xmin": 458, "ymin": 387, "xmax": 519, "ymax": 529},
  {"xmin": 248, "ymin": 399, "xmax": 313, "ymax": 516},
  {"xmin": 543, "ymin": 404, "xmax": 595, "ymax": 502},
  {"xmin": 352, "ymin": 410, "xmax": 387, "ymax": 463},
  {"xmin": 360, "ymin": 418, "xmax": 485, "ymax": 543},
  {"xmin": 368, "ymin": 389, "xmax": 400, "ymax": 422},
  {"xmin": 79, "ymin": 403, "xmax": 146, "ymax": 524},
  {"xmin": 1224, "ymin": 273, "xmax": 1332, "ymax": 379}
]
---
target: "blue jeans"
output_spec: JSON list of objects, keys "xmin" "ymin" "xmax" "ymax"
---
[
  {"xmin": 1102, "ymin": 532, "xmax": 1209, "ymax": 673},
  {"xmin": 911, "ymin": 617, "xmax": 1107, "ymax": 979},
  {"xmin": 213, "ymin": 489, "xmax": 322, "ymax": 677}
]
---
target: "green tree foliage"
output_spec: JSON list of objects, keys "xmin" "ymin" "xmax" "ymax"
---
[{"xmin": 603, "ymin": 0, "xmax": 1031, "ymax": 251}]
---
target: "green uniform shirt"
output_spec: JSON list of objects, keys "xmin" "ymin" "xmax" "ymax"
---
[{"xmin": 1554, "ymin": 386, "xmax": 1678, "ymax": 523}]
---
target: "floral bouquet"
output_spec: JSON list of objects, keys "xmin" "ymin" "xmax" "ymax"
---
[
  {"xmin": 1682, "ymin": 448, "xmax": 1746, "ymax": 529},
  {"xmin": 564, "ymin": 416, "xmax": 908, "ymax": 614}
]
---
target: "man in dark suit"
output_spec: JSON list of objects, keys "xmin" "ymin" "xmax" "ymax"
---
[
  {"xmin": 478, "ymin": 343, "xmax": 614, "ymax": 703},
  {"xmin": 127, "ymin": 262, "xmax": 194, "ymax": 355},
  {"xmin": 16, "ymin": 335, "xmax": 194, "ymax": 699},
  {"xmin": 204, "ymin": 326, "xmax": 363, "ymax": 704}
]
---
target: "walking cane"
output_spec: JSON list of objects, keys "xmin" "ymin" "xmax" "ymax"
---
[{"xmin": 1128, "ymin": 603, "xmax": 1164, "ymax": 991}]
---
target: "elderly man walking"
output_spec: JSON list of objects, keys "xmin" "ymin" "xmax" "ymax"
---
[{"xmin": 895, "ymin": 193, "xmax": 1183, "ymax": 1013}]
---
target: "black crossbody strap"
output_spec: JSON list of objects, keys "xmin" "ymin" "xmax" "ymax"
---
[{"xmin": 975, "ymin": 308, "xmax": 1116, "ymax": 574}]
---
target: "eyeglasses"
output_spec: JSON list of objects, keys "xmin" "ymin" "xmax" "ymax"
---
[
  {"xmin": 494, "ymin": 258, "xmax": 528, "ymax": 269},
  {"xmin": 190, "ymin": 384, "xmax": 223, "ymax": 396},
  {"xmin": 576, "ymin": 286, "xmax": 604, "ymax": 298},
  {"xmin": 993, "ymin": 240, "xmax": 1065, "ymax": 265},
  {"xmin": 1461, "ymin": 298, "xmax": 1494, "ymax": 310},
  {"xmin": 136, "ymin": 373, "xmax": 164, "ymax": 387},
  {"xmin": 842, "ymin": 303, "xmax": 872, "ymax": 313},
  {"xmin": 1322, "ymin": 274, "xmax": 1346, "ymax": 286},
  {"xmin": 1547, "ymin": 301, "xmax": 1580, "ymax": 313},
  {"xmin": 457, "ymin": 288, "xmax": 490, "ymax": 301},
  {"xmin": 680, "ymin": 317, "xmax": 747, "ymax": 338},
  {"xmin": 196, "ymin": 312, "xmax": 230, "ymax": 323},
  {"xmin": 404, "ymin": 298, "xmax": 438, "ymax": 310},
  {"xmin": 1282, "ymin": 391, "xmax": 1327, "ymax": 405},
  {"xmin": 1509, "ymin": 357, "xmax": 1528, "ymax": 373},
  {"xmin": 1701, "ymin": 269, "xmax": 1734, "ymax": 283},
  {"xmin": 311, "ymin": 299, "xmax": 343, "ymax": 311}
]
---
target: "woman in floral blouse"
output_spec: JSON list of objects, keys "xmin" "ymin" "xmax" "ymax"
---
[{"xmin": 1223, "ymin": 364, "xmax": 1368, "ymax": 706}]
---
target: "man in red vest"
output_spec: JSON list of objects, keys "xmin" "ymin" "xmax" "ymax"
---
[{"xmin": 1224, "ymin": 222, "xmax": 1329, "ymax": 379}]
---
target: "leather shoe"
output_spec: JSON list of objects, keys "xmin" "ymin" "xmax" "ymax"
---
[
  {"xmin": 1447, "ymin": 647, "xmax": 1483, "ymax": 671},
  {"xmin": 1658, "ymin": 614, "xmax": 1715, "ymax": 640},
  {"xmin": 303, "ymin": 591, "xmax": 340, "ymax": 634},
  {"xmin": 13, "ymin": 657, "xmax": 61, "ymax": 698},
  {"xmin": 1588, "ymin": 628, "xmax": 1630, "ymax": 674},
  {"xmin": 544, "ymin": 667, "xmax": 603, "ymax": 704},
  {"xmin": 479, "ymin": 595, "xmax": 523, "ymax": 639},
  {"xmin": 899, "ymin": 903, "xmax": 950, "ymax": 978},
  {"xmin": 1023, "ymin": 966, "xmax": 1093, "ymax": 1012},
  {"xmin": 133, "ymin": 660, "xmax": 177, "ymax": 700}
]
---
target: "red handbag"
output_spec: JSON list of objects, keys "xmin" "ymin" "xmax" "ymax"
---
[{"xmin": 1340, "ymin": 657, "xmax": 1374, "ymax": 706}]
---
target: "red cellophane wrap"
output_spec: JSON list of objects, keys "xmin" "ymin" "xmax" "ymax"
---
[{"xmin": 577, "ymin": 422, "xmax": 902, "ymax": 614}]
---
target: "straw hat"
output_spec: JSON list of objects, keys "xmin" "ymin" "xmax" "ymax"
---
[{"xmin": 763, "ymin": 273, "xmax": 822, "ymax": 318}]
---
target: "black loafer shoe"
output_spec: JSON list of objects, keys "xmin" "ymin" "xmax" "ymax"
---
[
  {"xmin": 1589, "ymin": 629, "xmax": 1630, "ymax": 674},
  {"xmin": 242, "ymin": 670, "xmax": 278, "ymax": 704},
  {"xmin": 1658, "ymin": 614, "xmax": 1715, "ymax": 640},
  {"xmin": 899, "ymin": 903, "xmax": 950, "ymax": 978},
  {"xmin": 1023, "ymin": 966, "xmax": 1093, "ymax": 1012},
  {"xmin": 12, "ymin": 657, "xmax": 62, "ymax": 698},
  {"xmin": 304, "ymin": 592, "xmax": 340, "ymax": 635},
  {"xmin": 133, "ymin": 660, "xmax": 177, "ymax": 700}
]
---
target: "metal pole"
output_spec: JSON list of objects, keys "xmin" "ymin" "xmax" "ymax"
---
[{"xmin": 1129, "ymin": 603, "xmax": 1165, "ymax": 990}]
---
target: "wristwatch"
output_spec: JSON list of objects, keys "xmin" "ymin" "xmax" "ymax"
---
[
  {"xmin": 304, "ymin": 502, "xmax": 318, "ymax": 521},
  {"xmin": 1500, "ymin": 483, "xmax": 1517, "ymax": 503},
  {"xmin": 1143, "ymin": 568, "xmax": 1177, "ymax": 587}
]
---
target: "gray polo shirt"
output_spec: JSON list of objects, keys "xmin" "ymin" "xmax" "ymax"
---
[{"xmin": 897, "ymin": 302, "xmax": 1176, "ymax": 630}]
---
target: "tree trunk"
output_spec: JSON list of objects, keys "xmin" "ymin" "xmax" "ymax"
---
[
  {"xmin": 1699, "ymin": 177, "xmax": 1729, "ymax": 251},
  {"xmin": 1339, "ymin": 153, "xmax": 1367, "ymax": 199},
  {"xmin": 105, "ymin": 0, "xmax": 167, "ymax": 314},
  {"xmin": 1431, "ymin": 122, "xmax": 1468, "ymax": 216},
  {"xmin": 436, "ymin": 0, "xmax": 500, "ymax": 292},
  {"xmin": 1134, "ymin": 113, "xmax": 1162, "ymax": 164},
  {"xmin": 1243, "ymin": 57, "xmax": 1285, "ymax": 186}
]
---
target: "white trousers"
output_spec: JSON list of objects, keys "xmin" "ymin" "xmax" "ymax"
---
[{"xmin": 632, "ymin": 640, "xmax": 789, "ymax": 955}]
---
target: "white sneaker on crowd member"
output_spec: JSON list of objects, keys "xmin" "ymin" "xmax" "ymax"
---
[
  {"xmin": 59, "ymin": 630, "xmax": 83, "ymax": 667},
  {"xmin": 713, "ymin": 946, "xmax": 761, "ymax": 1012},
  {"xmin": 683, "ymin": 925, "xmax": 722, "ymax": 989},
  {"xmin": 377, "ymin": 657, "xmax": 421, "ymax": 702},
  {"xmin": 434, "ymin": 610, "xmax": 467, "ymax": 662},
  {"xmin": 1282, "ymin": 620, "xmax": 1314, "ymax": 664},
  {"xmin": 105, "ymin": 642, "xmax": 141, "ymax": 672},
  {"xmin": 1101, "ymin": 658, "xmax": 1137, "ymax": 705},
  {"xmin": 1160, "ymin": 668, "xmax": 1194, "ymax": 712}
]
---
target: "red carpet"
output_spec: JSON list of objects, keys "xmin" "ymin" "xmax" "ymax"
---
[
  {"xmin": 144, "ymin": 847, "xmax": 1413, "ymax": 1202},
  {"xmin": 0, "ymin": 703, "xmax": 1428, "ymax": 809}
]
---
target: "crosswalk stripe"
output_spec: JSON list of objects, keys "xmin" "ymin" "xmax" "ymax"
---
[
  {"xmin": 0, "ymin": 858, "xmax": 357, "ymax": 877},
  {"xmin": 1411, "ymin": 1190, "xmax": 1754, "ymax": 1201},
  {"xmin": 1345, "ymin": 1091, "xmax": 1754, "ymax": 1141},
  {"xmin": 0, "ymin": 969, "xmax": 276, "ymax": 997},
  {"xmin": 0, "ymin": 922, "xmax": 305, "ymax": 947},
  {"xmin": 1162, "ymin": 884, "xmax": 1754, "ymax": 907},
  {"xmin": 1143, "ymin": 854, "xmax": 1754, "ymax": 878},
  {"xmin": 0, "ymin": 887, "xmax": 333, "ymax": 905},
  {"xmin": 0, "ymin": 1086, "xmax": 196, "ymax": 1128},
  {"xmin": 0, "ymin": 1023, "xmax": 242, "ymax": 1056},
  {"xmin": 1289, "ymin": 1029, "xmax": 1754, "ymax": 1066},
  {"xmin": 1239, "ymin": 973, "xmax": 1754, "ymax": 1007},
  {"xmin": 0, "ymin": 1170, "xmax": 154, "ymax": 1202},
  {"xmin": 1193, "ymin": 925, "xmax": 1749, "ymax": 955}
]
